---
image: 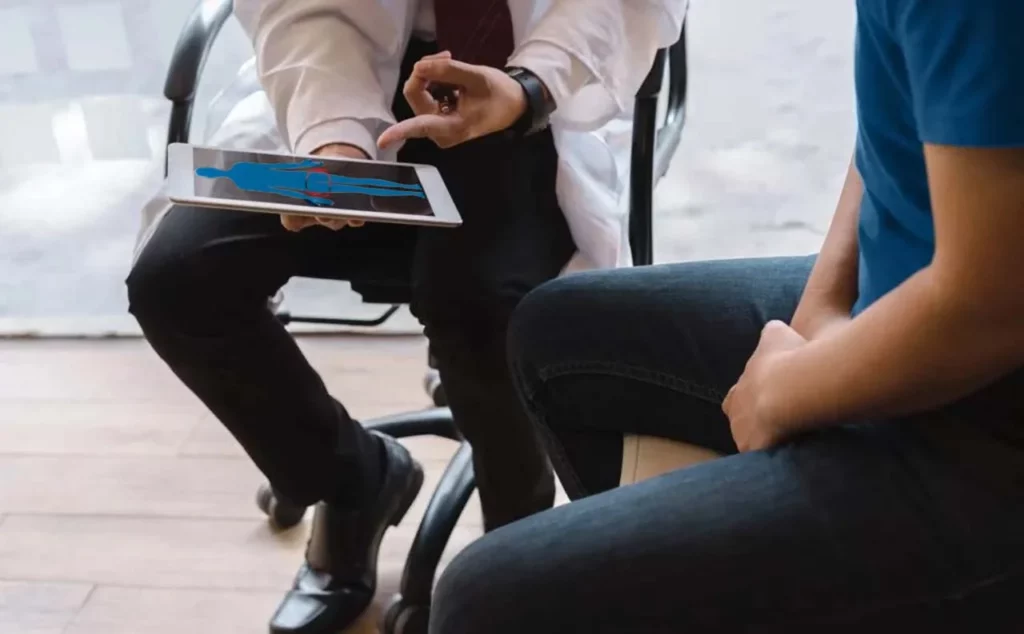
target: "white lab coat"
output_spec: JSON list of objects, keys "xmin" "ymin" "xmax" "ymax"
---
[{"xmin": 138, "ymin": 0, "xmax": 687, "ymax": 271}]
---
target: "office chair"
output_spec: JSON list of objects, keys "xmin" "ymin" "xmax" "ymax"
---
[{"xmin": 163, "ymin": 2, "xmax": 687, "ymax": 631}]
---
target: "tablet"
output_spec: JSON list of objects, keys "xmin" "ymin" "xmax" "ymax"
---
[{"xmin": 166, "ymin": 143, "xmax": 462, "ymax": 228}]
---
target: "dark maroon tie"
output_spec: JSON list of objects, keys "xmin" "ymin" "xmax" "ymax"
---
[{"xmin": 433, "ymin": 0, "xmax": 515, "ymax": 69}]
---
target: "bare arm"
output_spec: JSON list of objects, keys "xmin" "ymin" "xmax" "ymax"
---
[
  {"xmin": 766, "ymin": 145, "xmax": 1024, "ymax": 429},
  {"xmin": 789, "ymin": 157, "xmax": 862, "ymax": 340}
]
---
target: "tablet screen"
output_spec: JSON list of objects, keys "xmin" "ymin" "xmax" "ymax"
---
[{"xmin": 192, "ymin": 146, "xmax": 434, "ymax": 216}]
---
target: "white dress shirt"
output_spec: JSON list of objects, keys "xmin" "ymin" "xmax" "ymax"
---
[{"xmin": 138, "ymin": 0, "xmax": 687, "ymax": 271}]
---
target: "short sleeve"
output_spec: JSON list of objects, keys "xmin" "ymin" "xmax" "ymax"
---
[{"xmin": 897, "ymin": 0, "xmax": 1024, "ymax": 147}]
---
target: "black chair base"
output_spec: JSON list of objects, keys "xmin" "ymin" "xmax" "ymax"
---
[
  {"xmin": 382, "ymin": 594, "xmax": 431, "ymax": 634},
  {"xmin": 255, "ymin": 484, "xmax": 307, "ymax": 529},
  {"xmin": 254, "ymin": 408, "xmax": 476, "ymax": 634}
]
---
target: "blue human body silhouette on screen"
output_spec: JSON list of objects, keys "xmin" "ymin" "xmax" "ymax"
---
[{"xmin": 196, "ymin": 158, "xmax": 425, "ymax": 207}]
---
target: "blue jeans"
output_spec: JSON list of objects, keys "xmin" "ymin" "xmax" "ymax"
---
[{"xmin": 430, "ymin": 256, "xmax": 1024, "ymax": 634}]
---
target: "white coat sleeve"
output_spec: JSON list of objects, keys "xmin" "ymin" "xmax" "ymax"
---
[
  {"xmin": 234, "ymin": 0, "xmax": 410, "ymax": 158},
  {"xmin": 507, "ymin": 0, "xmax": 688, "ymax": 130}
]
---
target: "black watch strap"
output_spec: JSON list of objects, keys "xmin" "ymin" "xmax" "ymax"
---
[{"xmin": 505, "ymin": 67, "xmax": 555, "ymax": 137}]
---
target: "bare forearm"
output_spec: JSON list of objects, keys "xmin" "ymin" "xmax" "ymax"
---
[
  {"xmin": 790, "ymin": 158, "xmax": 862, "ymax": 339},
  {"xmin": 771, "ymin": 267, "xmax": 1024, "ymax": 429}
]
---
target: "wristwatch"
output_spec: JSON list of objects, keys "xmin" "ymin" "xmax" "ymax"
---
[{"xmin": 504, "ymin": 67, "xmax": 556, "ymax": 137}]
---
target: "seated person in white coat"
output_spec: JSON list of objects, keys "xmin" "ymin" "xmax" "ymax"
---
[{"xmin": 126, "ymin": 1, "xmax": 687, "ymax": 632}]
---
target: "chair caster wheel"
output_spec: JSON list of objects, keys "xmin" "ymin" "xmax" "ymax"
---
[
  {"xmin": 381, "ymin": 596, "xmax": 429, "ymax": 634},
  {"xmin": 423, "ymin": 368, "xmax": 447, "ymax": 407},
  {"xmin": 255, "ymin": 483, "xmax": 306, "ymax": 529}
]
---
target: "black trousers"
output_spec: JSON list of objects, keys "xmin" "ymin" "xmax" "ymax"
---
[{"xmin": 126, "ymin": 40, "xmax": 576, "ymax": 527}]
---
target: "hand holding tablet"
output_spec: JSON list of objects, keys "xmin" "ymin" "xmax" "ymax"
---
[
  {"xmin": 167, "ymin": 143, "xmax": 462, "ymax": 229},
  {"xmin": 282, "ymin": 143, "xmax": 370, "ymax": 232}
]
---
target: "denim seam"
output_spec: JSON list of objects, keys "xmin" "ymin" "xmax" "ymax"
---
[
  {"xmin": 538, "ymin": 360, "xmax": 728, "ymax": 404},
  {"xmin": 537, "ymin": 418, "xmax": 591, "ymax": 499},
  {"xmin": 517, "ymin": 359, "xmax": 726, "ymax": 499},
  {"xmin": 509, "ymin": 360, "xmax": 593, "ymax": 499}
]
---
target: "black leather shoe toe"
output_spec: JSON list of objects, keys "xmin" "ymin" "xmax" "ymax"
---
[{"xmin": 269, "ymin": 432, "xmax": 423, "ymax": 634}]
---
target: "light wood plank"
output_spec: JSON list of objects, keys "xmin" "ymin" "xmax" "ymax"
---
[
  {"xmin": 0, "ymin": 454, "xmax": 486, "ymax": 527},
  {"xmin": 180, "ymin": 415, "xmax": 461, "ymax": 464},
  {"xmin": 177, "ymin": 421, "xmax": 475, "ymax": 524},
  {"xmin": 298, "ymin": 336, "xmax": 428, "ymax": 371},
  {"xmin": 0, "ymin": 402, "xmax": 202, "ymax": 456},
  {"xmin": 0, "ymin": 337, "xmax": 430, "ymax": 405},
  {"xmin": 66, "ymin": 586, "xmax": 284, "ymax": 634},
  {"xmin": 0, "ymin": 341, "xmax": 200, "ymax": 403},
  {"xmin": 0, "ymin": 514, "xmax": 481, "ymax": 591},
  {"xmin": 66, "ymin": 584, "xmax": 397, "ymax": 634},
  {"xmin": 0, "ymin": 581, "xmax": 93, "ymax": 634},
  {"xmin": 0, "ymin": 456, "xmax": 263, "ymax": 519},
  {"xmin": 0, "ymin": 337, "xmax": 501, "ymax": 632}
]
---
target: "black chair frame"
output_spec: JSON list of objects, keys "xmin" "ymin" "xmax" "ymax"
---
[{"xmin": 162, "ymin": 2, "xmax": 687, "ymax": 632}]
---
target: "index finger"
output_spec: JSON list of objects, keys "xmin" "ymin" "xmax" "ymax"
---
[
  {"xmin": 403, "ymin": 72, "xmax": 436, "ymax": 114},
  {"xmin": 412, "ymin": 58, "xmax": 487, "ymax": 91}
]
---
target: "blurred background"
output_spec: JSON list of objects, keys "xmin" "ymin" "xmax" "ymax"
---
[{"xmin": 0, "ymin": 0, "xmax": 856, "ymax": 338}]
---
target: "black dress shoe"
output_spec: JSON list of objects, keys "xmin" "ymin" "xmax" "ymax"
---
[{"xmin": 269, "ymin": 432, "xmax": 424, "ymax": 634}]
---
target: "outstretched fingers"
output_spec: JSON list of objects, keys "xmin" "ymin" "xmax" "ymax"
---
[{"xmin": 378, "ymin": 113, "xmax": 467, "ymax": 149}]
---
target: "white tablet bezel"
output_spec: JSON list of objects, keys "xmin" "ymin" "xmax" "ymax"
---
[{"xmin": 166, "ymin": 143, "xmax": 462, "ymax": 228}]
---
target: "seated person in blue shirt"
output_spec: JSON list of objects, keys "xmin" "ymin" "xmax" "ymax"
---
[{"xmin": 428, "ymin": 1, "xmax": 1024, "ymax": 632}]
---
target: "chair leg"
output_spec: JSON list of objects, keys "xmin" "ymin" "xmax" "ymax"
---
[{"xmin": 382, "ymin": 441, "xmax": 476, "ymax": 634}]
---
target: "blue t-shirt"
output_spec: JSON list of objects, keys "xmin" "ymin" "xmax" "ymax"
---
[{"xmin": 852, "ymin": 0, "xmax": 1024, "ymax": 314}]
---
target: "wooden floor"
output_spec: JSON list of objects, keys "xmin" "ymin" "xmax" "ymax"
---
[{"xmin": 0, "ymin": 336, "xmax": 517, "ymax": 634}]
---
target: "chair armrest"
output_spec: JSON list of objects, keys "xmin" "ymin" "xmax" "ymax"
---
[
  {"xmin": 666, "ymin": 23, "xmax": 688, "ymax": 117},
  {"xmin": 654, "ymin": 22, "xmax": 687, "ymax": 180},
  {"xmin": 629, "ymin": 49, "xmax": 667, "ymax": 266},
  {"xmin": 163, "ymin": 0, "xmax": 235, "ymax": 104},
  {"xmin": 629, "ymin": 22, "xmax": 689, "ymax": 266},
  {"xmin": 637, "ymin": 48, "xmax": 667, "ymax": 100}
]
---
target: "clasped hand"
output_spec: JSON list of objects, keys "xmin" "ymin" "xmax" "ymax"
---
[
  {"xmin": 723, "ymin": 320, "xmax": 808, "ymax": 452},
  {"xmin": 378, "ymin": 51, "xmax": 528, "ymax": 150}
]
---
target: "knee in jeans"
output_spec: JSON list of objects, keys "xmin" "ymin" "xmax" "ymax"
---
[
  {"xmin": 430, "ymin": 539, "xmax": 515, "ymax": 634},
  {"xmin": 506, "ymin": 273, "xmax": 604, "ymax": 374},
  {"xmin": 432, "ymin": 528, "xmax": 573, "ymax": 634}
]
